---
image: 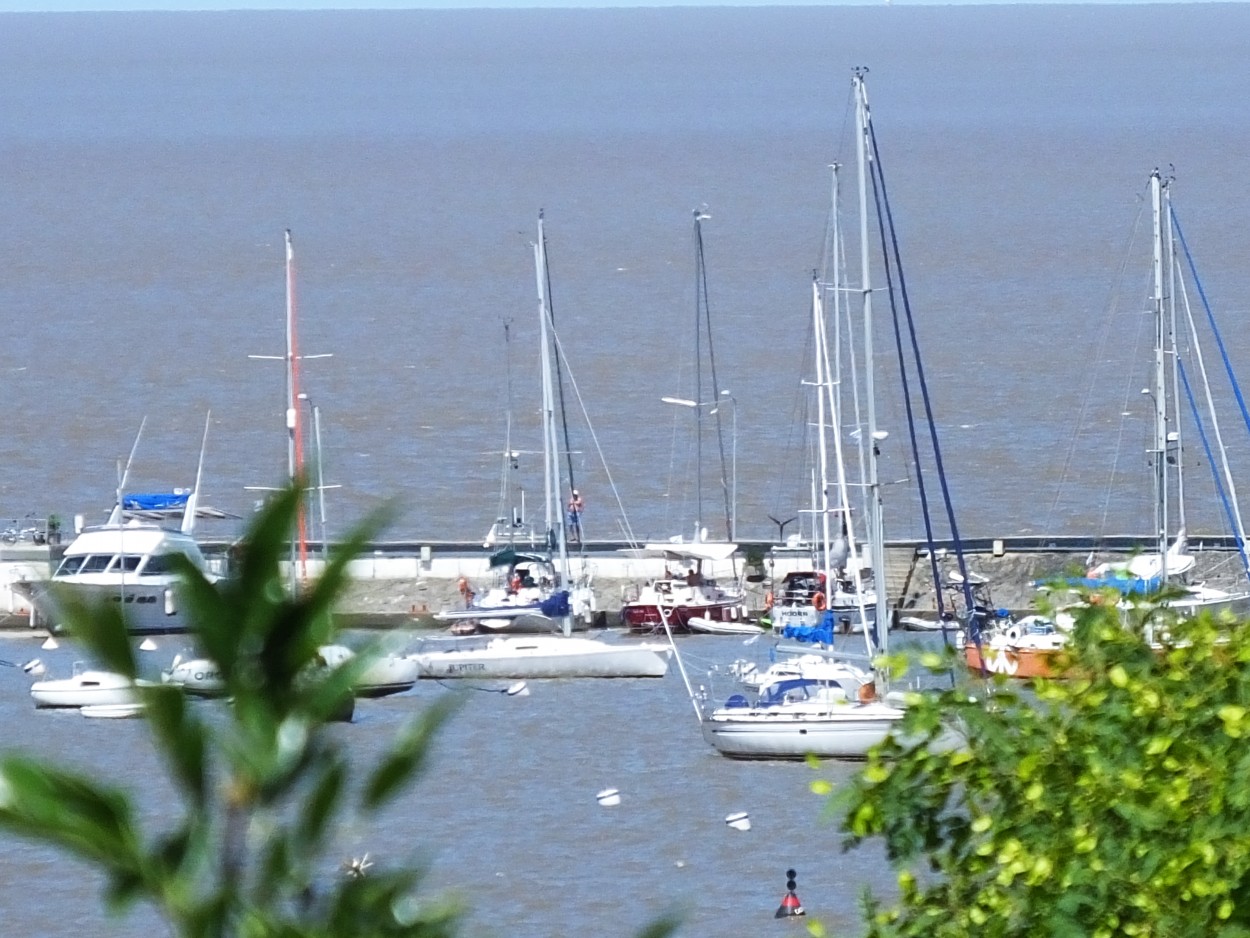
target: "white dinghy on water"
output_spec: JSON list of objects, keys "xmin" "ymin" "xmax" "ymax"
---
[
  {"xmin": 30, "ymin": 663, "xmax": 144, "ymax": 709},
  {"xmin": 161, "ymin": 655, "xmax": 226, "ymax": 697},
  {"xmin": 316, "ymin": 644, "xmax": 419, "ymax": 698},
  {"xmin": 80, "ymin": 702, "xmax": 146, "ymax": 719},
  {"xmin": 162, "ymin": 645, "xmax": 420, "ymax": 699}
]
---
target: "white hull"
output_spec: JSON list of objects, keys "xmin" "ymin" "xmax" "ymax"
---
[
  {"xmin": 353, "ymin": 658, "xmax": 420, "ymax": 697},
  {"xmin": 701, "ymin": 702, "xmax": 904, "ymax": 760},
  {"xmin": 162, "ymin": 659, "xmax": 226, "ymax": 697},
  {"xmin": 899, "ymin": 616, "xmax": 950, "ymax": 632},
  {"xmin": 80, "ymin": 703, "xmax": 146, "ymax": 719},
  {"xmin": 31, "ymin": 670, "xmax": 141, "ymax": 709},
  {"xmin": 164, "ymin": 648, "xmax": 421, "ymax": 699},
  {"xmin": 687, "ymin": 616, "xmax": 765, "ymax": 636},
  {"xmin": 409, "ymin": 636, "xmax": 671, "ymax": 679},
  {"xmin": 18, "ymin": 579, "xmax": 187, "ymax": 633},
  {"xmin": 318, "ymin": 645, "xmax": 419, "ymax": 697}
]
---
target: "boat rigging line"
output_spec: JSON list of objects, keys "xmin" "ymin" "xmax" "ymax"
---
[{"xmin": 859, "ymin": 69, "xmax": 973, "ymax": 645}]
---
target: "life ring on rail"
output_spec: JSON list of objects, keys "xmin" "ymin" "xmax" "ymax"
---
[
  {"xmin": 1005, "ymin": 625, "xmax": 1022, "ymax": 643},
  {"xmin": 813, "ymin": 592, "xmax": 827, "ymax": 612}
]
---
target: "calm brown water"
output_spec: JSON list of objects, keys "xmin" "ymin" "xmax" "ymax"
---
[
  {"xmin": 3, "ymin": 6, "xmax": 1250, "ymax": 547},
  {"xmin": 0, "ymin": 630, "xmax": 940, "ymax": 936}
]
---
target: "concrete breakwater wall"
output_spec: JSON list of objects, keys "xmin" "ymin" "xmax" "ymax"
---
[
  {"xmin": 335, "ymin": 539, "xmax": 1250, "ymax": 627},
  {"xmin": 5, "ymin": 537, "xmax": 1248, "ymax": 630}
]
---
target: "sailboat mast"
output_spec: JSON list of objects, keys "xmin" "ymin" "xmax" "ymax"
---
[
  {"xmin": 693, "ymin": 211, "xmax": 707, "ymax": 541},
  {"xmin": 285, "ymin": 230, "xmax": 309, "ymax": 586},
  {"xmin": 1149, "ymin": 171, "xmax": 1169, "ymax": 577},
  {"xmin": 534, "ymin": 213, "xmax": 570, "ymax": 593},
  {"xmin": 813, "ymin": 278, "xmax": 833, "ymax": 583},
  {"xmin": 854, "ymin": 70, "xmax": 887, "ymax": 654},
  {"xmin": 1164, "ymin": 181, "xmax": 1187, "ymax": 540}
]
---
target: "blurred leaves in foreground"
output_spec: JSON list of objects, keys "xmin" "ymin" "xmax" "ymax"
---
[
  {"xmin": 0, "ymin": 485, "xmax": 461, "ymax": 937},
  {"xmin": 833, "ymin": 592, "xmax": 1250, "ymax": 937}
]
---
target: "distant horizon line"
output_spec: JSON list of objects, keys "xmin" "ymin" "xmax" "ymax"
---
[{"xmin": 0, "ymin": 0, "xmax": 1229, "ymax": 11}]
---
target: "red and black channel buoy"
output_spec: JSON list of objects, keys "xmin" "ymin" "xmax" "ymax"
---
[{"xmin": 775, "ymin": 868, "xmax": 805, "ymax": 918}]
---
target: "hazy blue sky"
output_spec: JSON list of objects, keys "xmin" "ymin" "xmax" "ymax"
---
[
  {"xmin": 5, "ymin": 0, "xmax": 885, "ymax": 9},
  {"xmin": 0, "ymin": 0, "xmax": 1164, "ymax": 10}
]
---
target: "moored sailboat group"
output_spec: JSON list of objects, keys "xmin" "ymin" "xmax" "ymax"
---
[{"xmin": 13, "ymin": 73, "xmax": 1250, "ymax": 767}]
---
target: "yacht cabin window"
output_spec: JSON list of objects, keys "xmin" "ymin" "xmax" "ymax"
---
[
  {"xmin": 54, "ymin": 556, "xmax": 86, "ymax": 577},
  {"xmin": 142, "ymin": 554, "xmax": 178, "ymax": 575},
  {"xmin": 79, "ymin": 555, "xmax": 115, "ymax": 573}
]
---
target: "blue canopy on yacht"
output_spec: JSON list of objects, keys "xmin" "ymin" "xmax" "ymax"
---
[{"xmin": 123, "ymin": 492, "xmax": 190, "ymax": 512}]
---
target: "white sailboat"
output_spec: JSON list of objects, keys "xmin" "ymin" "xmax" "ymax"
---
[
  {"xmin": 698, "ymin": 72, "xmax": 912, "ymax": 760},
  {"xmin": 967, "ymin": 171, "xmax": 1250, "ymax": 677},
  {"xmin": 620, "ymin": 211, "xmax": 748, "ymax": 634},
  {"xmin": 768, "ymin": 164, "xmax": 879, "ymax": 639},
  {"xmin": 436, "ymin": 224, "xmax": 598, "ymax": 635},
  {"xmin": 414, "ymin": 213, "xmax": 670, "ymax": 680},
  {"xmin": 1086, "ymin": 172, "xmax": 1248, "ymax": 615}
]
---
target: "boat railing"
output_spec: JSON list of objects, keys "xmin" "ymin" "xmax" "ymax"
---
[{"xmin": 774, "ymin": 643, "xmax": 873, "ymax": 667}]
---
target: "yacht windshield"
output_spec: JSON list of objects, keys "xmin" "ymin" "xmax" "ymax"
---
[
  {"xmin": 142, "ymin": 554, "xmax": 179, "ymax": 575},
  {"xmin": 54, "ymin": 556, "xmax": 86, "ymax": 577},
  {"xmin": 78, "ymin": 555, "xmax": 115, "ymax": 573}
]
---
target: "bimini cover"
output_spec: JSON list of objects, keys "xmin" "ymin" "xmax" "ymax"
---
[
  {"xmin": 619, "ymin": 542, "xmax": 739, "ymax": 562},
  {"xmin": 123, "ymin": 492, "xmax": 190, "ymax": 512},
  {"xmin": 488, "ymin": 548, "xmax": 548, "ymax": 569}
]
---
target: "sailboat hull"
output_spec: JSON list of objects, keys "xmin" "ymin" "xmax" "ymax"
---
[
  {"xmin": 622, "ymin": 597, "xmax": 747, "ymax": 634},
  {"xmin": 701, "ymin": 703, "xmax": 905, "ymax": 760},
  {"xmin": 962, "ymin": 642, "xmax": 1058, "ymax": 679},
  {"xmin": 409, "ymin": 636, "xmax": 672, "ymax": 679}
]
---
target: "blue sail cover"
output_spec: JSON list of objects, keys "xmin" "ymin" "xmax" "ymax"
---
[
  {"xmin": 1056, "ymin": 571, "xmax": 1161, "ymax": 595},
  {"xmin": 780, "ymin": 611, "xmax": 837, "ymax": 646},
  {"xmin": 539, "ymin": 590, "xmax": 571, "ymax": 618},
  {"xmin": 123, "ymin": 492, "xmax": 190, "ymax": 512}
]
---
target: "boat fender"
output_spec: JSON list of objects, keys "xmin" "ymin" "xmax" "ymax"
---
[{"xmin": 813, "ymin": 593, "xmax": 826, "ymax": 612}]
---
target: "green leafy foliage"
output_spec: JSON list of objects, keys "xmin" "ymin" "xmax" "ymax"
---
[
  {"xmin": 0, "ymin": 485, "xmax": 460, "ymax": 937},
  {"xmin": 834, "ymin": 595, "xmax": 1250, "ymax": 937}
]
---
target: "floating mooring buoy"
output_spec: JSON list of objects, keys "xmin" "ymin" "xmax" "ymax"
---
[
  {"xmin": 725, "ymin": 811, "xmax": 751, "ymax": 831},
  {"xmin": 596, "ymin": 788, "xmax": 621, "ymax": 807},
  {"xmin": 775, "ymin": 868, "xmax": 805, "ymax": 918}
]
